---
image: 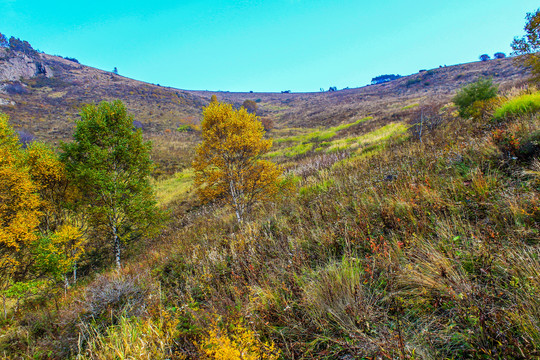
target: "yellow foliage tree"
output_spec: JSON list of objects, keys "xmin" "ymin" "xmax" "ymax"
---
[
  {"xmin": 31, "ymin": 224, "xmax": 85, "ymax": 289},
  {"xmin": 24, "ymin": 142, "xmax": 72, "ymax": 231},
  {"xmin": 197, "ymin": 317, "xmax": 280, "ymax": 360},
  {"xmin": 511, "ymin": 8, "xmax": 540, "ymax": 83},
  {"xmin": 24, "ymin": 141, "xmax": 87, "ymax": 286},
  {"xmin": 193, "ymin": 101, "xmax": 283, "ymax": 222},
  {"xmin": 0, "ymin": 114, "xmax": 41, "ymax": 314}
]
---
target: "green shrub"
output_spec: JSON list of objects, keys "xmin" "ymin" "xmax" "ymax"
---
[
  {"xmin": 177, "ymin": 124, "xmax": 196, "ymax": 132},
  {"xmin": 493, "ymin": 92, "xmax": 540, "ymax": 120},
  {"xmin": 406, "ymin": 78, "xmax": 421, "ymax": 87},
  {"xmin": 453, "ymin": 78, "xmax": 498, "ymax": 118}
]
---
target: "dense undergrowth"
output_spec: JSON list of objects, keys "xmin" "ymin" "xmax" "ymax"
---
[{"xmin": 2, "ymin": 88, "xmax": 540, "ymax": 359}]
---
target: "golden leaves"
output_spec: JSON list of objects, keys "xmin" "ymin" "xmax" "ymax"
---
[
  {"xmin": 193, "ymin": 101, "xmax": 283, "ymax": 221},
  {"xmin": 0, "ymin": 114, "xmax": 41, "ymax": 274}
]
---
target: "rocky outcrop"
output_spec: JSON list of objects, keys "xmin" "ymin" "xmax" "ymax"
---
[
  {"xmin": 0, "ymin": 48, "xmax": 53, "ymax": 81},
  {"xmin": 0, "ymin": 97, "xmax": 16, "ymax": 106}
]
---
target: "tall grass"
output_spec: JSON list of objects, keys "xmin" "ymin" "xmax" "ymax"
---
[
  {"xmin": 78, "ymin": 314, "xmax": 180, "ymax": 360},
  {"xmin": 4, "ymin": 90, "xmax": 540, "ymax": 359},
  {"xmin": 493, "ymin": 91, "xmax": 540, "ymax": 120},
  {"xmin": 153, "ymin": 168, "xmax": 194, "ymax": 207}
]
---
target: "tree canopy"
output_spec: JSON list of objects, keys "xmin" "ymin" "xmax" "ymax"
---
[
  {"xmin": 371, "ymin": 74, "xmax": 401, "ymax": 85},
  {"xmin": 511, "ymin": 8, "xmax": 540, "ymax": 82},
  {"xmin": 0, "ymin": 33, "xmax": 7, "ymax": 48},
  {"xmin": 61, "ymin": 101, "xmax": 163, "ymax": 267},
  {"xmin": 193, "ymin": 100, "xmax": 283, "ymax": 223},
  {"xmin": 0, "ymin": 114, "xmax": 41, "ymax": 297}
]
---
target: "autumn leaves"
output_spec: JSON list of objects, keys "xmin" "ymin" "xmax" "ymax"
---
[
  {"xmin": 193, "ymin": 99, "xmax": 285, "ymax": 223},
  {"xmin": 0, "ymin": 97, "xmax": 284, "ymax": 309}
]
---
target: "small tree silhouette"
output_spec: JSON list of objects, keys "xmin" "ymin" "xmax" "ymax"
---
[
  {"xmin": 479, "ymin": 54, "xmax": 491, "ymax": 61},
  {"xmin": 371, "ymin": 74, "xmax": 401, "ymax": 85},
  {"xmin": 8, "ymin": 37, "xmax": 36, "ymax": 56},
  {"xmin": 494, "ymin": 52, "xmax": 506, "ymax": 59},
  {"xmin": 0, "ymin": 33, "xmax": 7, "ymax": 48}
]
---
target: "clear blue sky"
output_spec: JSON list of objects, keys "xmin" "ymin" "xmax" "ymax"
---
[{"xmin": 1, "ymin": 1, "xmax": 537, "ymax": 92}]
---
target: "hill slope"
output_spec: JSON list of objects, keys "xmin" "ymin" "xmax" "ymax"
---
[
  {"xmin": 1, "ymin": 46, "xmax": 539, "ymax": 359},
  {"xmin": 0, "ymin": 47, "xmax": 528, "ymax": 143},
  {"xmin": 0, "ymin": 47, "xmax": 209, "ymax": 142}
]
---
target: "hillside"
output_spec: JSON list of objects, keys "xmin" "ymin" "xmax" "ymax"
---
[
  {"xmin": 1, "ymin": 43, "xmax": 539, "ymax": 359},
  {"xmin": 0, "ymin": 47, "xmax": 208, "ymax": 141},
  {"xmin": 0, "ymin": 47, "xmax": 529, "ymax": 177},
  {"xmin": 0, "ymin": 47, "xmax": 527, "ymax": 140}
]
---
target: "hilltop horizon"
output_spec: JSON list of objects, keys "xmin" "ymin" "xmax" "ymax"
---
[{"xmin": 1, "ymin": 1, "xmax": 537, "ymax": 92}]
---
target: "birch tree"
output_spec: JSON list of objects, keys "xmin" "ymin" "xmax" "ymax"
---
[
  {"xmin": 193, "ymin": 100, "xmax": 282, "ymax": 223},
  {"xmin": 61, "ymin": 101, "xmax": 163, "ymax": 268}
]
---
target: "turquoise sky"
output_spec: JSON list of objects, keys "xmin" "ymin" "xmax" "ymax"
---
[{"xmin": 1, "ymin": 1, "xmax": 537, "ymax": 92}]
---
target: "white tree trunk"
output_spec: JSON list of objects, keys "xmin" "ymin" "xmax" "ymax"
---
[{"xmin": 113, "ymin": 224, "xmax": 121, "ymax": 268}]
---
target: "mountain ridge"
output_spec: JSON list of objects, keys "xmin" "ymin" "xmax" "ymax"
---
[{"xmin": 0, "ymin": 47, "xmax": 529, "ymax": 144}]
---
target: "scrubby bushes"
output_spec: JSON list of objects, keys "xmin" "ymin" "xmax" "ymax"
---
[
  {"xmin": 453, "ymin": 77, "xmax": 498, "ymax": 118},
  {"xmin": 197, "ymin": 316, "xmax": 280, "ymax": 359}
]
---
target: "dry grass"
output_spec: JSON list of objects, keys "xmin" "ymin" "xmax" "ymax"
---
[{"xmin": 1, "ymin": 50, "xmax": 539, "ymax": 358}]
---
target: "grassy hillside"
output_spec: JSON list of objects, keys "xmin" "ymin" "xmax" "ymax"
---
[
  {"xmin": 0, "ymin": 50, "xmax": 526, "ymax": 139},
  {"xmin": 1, "ymin": 44, "xmax": 539, "ymax": 359},
  {"xmin": 2, "ymin": 80, "xmax": 539, "ymax": 359},
  {"xmin": 0, "ymin": 47, "xmax": 528, "ymax": 176}
]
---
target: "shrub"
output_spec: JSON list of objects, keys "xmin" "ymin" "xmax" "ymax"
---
[
  {"xmin": 81, "ymin": 274, "xmax": 151, "ymax": 328},
  {"xmin": 479, "ymin": 54, "xmax": 491, "ymax": 61},
  {"xmin": 453, "ymin": 77, "xmax": 498, "ymax": 118},
  {"xmin": 63, "ymin": 56, "xmax": 80, "ymax": 63},
  {"xmin": 177, "ymin": 124, "xmax": 196, "ymax": 132},
  {"xmin": 405, "ymin": 78, "xmax": 421, "ymax": 87},
  {"xmin": 197, "ymin": 317, "xmax": 280, "ymax": 360},
  {"xmin": 242, "ymin": 99, "xmax": 257, "ymax": 114},
  {"xmin": 260, "ymin": 117, "xmax": 274, "ymax": 132},
  {"xmin": 493, "ymin": 92, "xmax": 540, "ymax": 120}
]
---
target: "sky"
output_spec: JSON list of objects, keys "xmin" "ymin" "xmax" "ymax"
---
[{"xmin": 0, "ymin": 1, "xmax": 538, "ymax": 92}]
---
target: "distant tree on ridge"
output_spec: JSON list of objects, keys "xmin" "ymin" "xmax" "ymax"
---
[
  {"xmin": 0, "ymin": 33, "xmax": 7, "ymax": 48},
  {"xmin": 479, "ymin": 54, "xmax": 491, "ymax": 61},
  {"xmin": 371, "ymin": 74, "xmax": 401, "ymax": 85}
]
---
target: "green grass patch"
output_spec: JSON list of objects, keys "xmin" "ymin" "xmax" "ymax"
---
[
  {"xmin": 333, "ymin": 116, "xmax": 372, "ymax": 131},
  {"xmin": 267, "ymin": 142, "xmax": 314, "ymax": 158},
  {"xmin": 299, "ymin": 179, "xmax": 334, "ymax": 197},
  {"xmin": 153, "ymin": 168, "xmax": 194, "ymax": 206},
  {"xmin": 276, "ymin": 117, "xmax": 372, "ymax": 145},
  {"xmin": 261, "ymin": 103, "xmax": 290, "ymax": 111},
  {"xmin": 325, "ymin": 122, "xmax": 409, "ymax": 153},
  {"xmin": 402, "ymin": 103, "xmax": 419, "ymax": 110},
  {"xmin": 493, "ymin": 92, "xmax": 540, "ymax": 120}
]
